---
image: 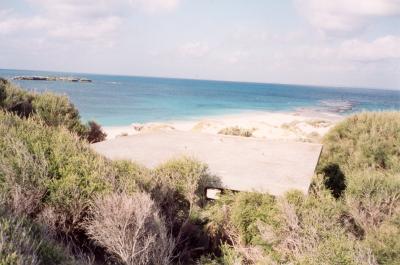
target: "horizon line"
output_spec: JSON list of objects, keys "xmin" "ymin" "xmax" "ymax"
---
[{"xmin": 1, "ymin": 67, "xmax": 399, "ymax": 93}]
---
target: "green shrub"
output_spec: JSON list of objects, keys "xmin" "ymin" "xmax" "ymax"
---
[
  {"xmin": 0, "ymin": 208, "xmax": 79, "ymax": 265},
  {"xmin": 0, "ymin": 209, "xmax": 41, "ymax": 265},
  {"xmin": 113, "ymin": 160, "xmax": 152, "ymax": 194},
  {"xmin": 203, "ymin": 192, "xmax": 281, "ymax": 263},
  {"xmin": 273, "ymin": 183, "xmax": 351, "ymax": 263},
  {"xmin": 0, "ymin": 111, "xmax": 114, "ymax": 233},
  {"xmin": 365, "ymin": 213, "xmax": 400, "ymax": 265},
  {"xmin": 312, "ymin": 112, "xmax": 400, "ymax": 264},
  {"xmin": 31, "ymin": 92, "xmax": 87, "ymax": 137},
  {"xmin": 319, "ymin": 112, "xmax": 400, "ymax": 174},
  {"xmin": 0, "ymin": 78, "xmax": 31, "ymax": 110},
  {"xmin": 229, "ymin": 193, "xmax": 280, "ymax": 246},
  {"xmin": 153, "ymin": 157, "xmax": 217, "ymax": 209},
  {"xmin": 152, "ymin": 157, "xmax": 220, "ymax": 263},
  {"xmin": 345, "ymin": 171, "xmax": 400, "ymax": 230},
  {"xmin": 0, "ymin": 79, "xmax": 106, "ymax": 143},
  {"xmin": 298, "ymin": 234, "xmax": 360, "ymax": 265},
  {"xmin": 218, "ymin": 126, "xmax": 254, "ymax": 137}
]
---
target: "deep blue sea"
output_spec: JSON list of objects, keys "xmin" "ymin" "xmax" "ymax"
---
[{"xmin": 1, "ymin": 69, "xmax": 399, "ymax": 126}]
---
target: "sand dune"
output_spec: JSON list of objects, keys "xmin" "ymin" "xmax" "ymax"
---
[{"xmin": 103, "ymin": 110, "xmax": 343, "ymax": 142}]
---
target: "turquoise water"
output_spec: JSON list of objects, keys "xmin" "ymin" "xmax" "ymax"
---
[{"xmin": 1, "ymin": 69, "xmax": 399, "ymax": 126}]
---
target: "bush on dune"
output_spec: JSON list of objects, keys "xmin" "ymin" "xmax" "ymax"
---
[
  {"xmin": 319, "ymin": 112, "xmax": 400, "ymax": 264},
  {"xmin": 113, "ymin": 160, "xmax": 153, "ymax": 194},
  {"xmin": 203, "ymin": 192, "xmax": 282, "ymax": 264},
  {"xmin": 0, "ymin": 78, "xmax": 106, "ymax": 143},
  {"xmin": 319, "ymin": 112, "xmax": 400, "ymax": 174},
  {"xmin": 153, "ymin": 157, "xmax": 217, "ymax": 209},
  {"xmin": 152, "ymin": 157, "xmax": 220, "ymax": 263},
  {"xmin": 31, "ymin": 92, "xmax": 87, "ymax": 137},
  {"xmin": 86, "ymin": 120, "xmax": 107, "ymax": 143},
  {"xmin": 0, "ymin": 111, "xmax": 114, "ymax": 234},
  {"xmin": 0, "ymin": 207, "xmax": 83, "ymax": 265},
  {"xmin": 0, "ymin": 110, "xmax": 217, "ymax": 264},
  {"xmin": 0, "ymin": 79, "xmax": 34, "ymax": 118},
  {"xmin": 201, "ymin": 112, "xmax": 400, "ymax": 265},
  {"xmin": 218, "ymin": 126, "xmax": 254, "ymax": 137}
]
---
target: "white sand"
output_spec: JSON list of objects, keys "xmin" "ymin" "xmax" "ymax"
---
[{"xmin": 103, "ymin": 110, "xmax": 343, "ymax": 142}]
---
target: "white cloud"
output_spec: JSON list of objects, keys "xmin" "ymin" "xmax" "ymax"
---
[
  {"xmin": 284, "ymin": 35, "xmax": 400, "ymax": 63},
  {"xmin": 226, "ymin": 50, "xmax": 248, "ymax": 64},
  {"xmin": 339, "ymin": 35, "xmax": 400, "ymax": 61},
  {"xmin": 179, "ymin": 42, "xmax": 210, "ymax": 58},
  {"xmin": 0, "ymin": 9, "xmax": 49, "ymax": 34},
  {"xmin": 29, "ymin": 0, "xmax": 179, "ymax": 17},
  {"xmin": 0, "ymin": 0, "xmax": 180, "ymax": 46},
  {"xmin": 130, "ymin": 0, "xmax": 180, "ymax": 13},
  {"xmin": 48, "ymin": 16, "xmax": 122, "ymax": 43},
  {"xmin": 296, "ymin": 0, "xmax": 400, "ymax": 33}
]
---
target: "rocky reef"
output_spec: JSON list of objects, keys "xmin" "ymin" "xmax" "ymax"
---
[{"xmin": 13, "ymin": 76, "xmax": 92, "ymax": 82}]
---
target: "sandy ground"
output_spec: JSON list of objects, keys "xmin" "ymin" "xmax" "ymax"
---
[{"xmin": 103, "ymin": 110, "xmax": 344, "ymax": 142}]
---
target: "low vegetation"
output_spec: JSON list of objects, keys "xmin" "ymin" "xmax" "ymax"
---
[
  {"xmin": 201, "ymin": 111, "xmax": 400, "ymax": 264},
  {"xmin": 218, "ymin": 126, "xmax": 255, "ymax": 137},
  {"xmin": 0, "ymin": 80, "xmax": 399, "ymax": 265},
  {"xmin": 0, "ymin": 207, "xmax": 83, "ymax": 265},
  {"xmin": 0, "ymin": 78, "xmax": 106, "ymax": 143}
]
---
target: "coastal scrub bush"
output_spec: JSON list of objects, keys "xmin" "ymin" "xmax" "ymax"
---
[
  {"xmin": 345, "ymin": 171, "xmax": 400, "ymax": 231},
  {"xmin": 274, "ymin": 184, "xmax": 365, "ymax": 265},
  {"xmin": 152, "ymin": 157, "xmax": 220, "ymax": 263},
  {"xmin": 0, "ymin": 78, "xmax": 106, "ymax": 143},
  {"xmin": 153, "ymin": 157, "xmax": 215, "ymax": 210},
  {"xmin": 31, "ymin": 92, "xmax": 87, "ymax": 137},
  {"xmin": 85, "ymin": 192, "xmax": 174, "ymax": 265},
  {"xmin": 112, "ymin": 160, "xmax": 153, "ymax": 194},
  {"xmin": 0, "ymin": 111, "xmax": 114, "ymax": 234},
  {"xmin": 316, "ymin": 111, "xmax": 400, "ymax": 264},
  {"xmin": 0, "ymin": 77, "xmax": 34, "ymax": 118},
  {"xmin": 203, "ymin": 192, "xmax": 281, "ymax": 263},
  {"xmin": 0, "ymin": 208, "xmax": 80, "ymax": 265},
  {"xmin": 218, "ymin": 126, "xmax": 254, "ymax": 137},
  {"xmin": 319, "ymin": 111, "xmax": 400, "ymax": 174},
  {"xmin": 200, "ymin": 113, "xmax": 399, "ymax": 265},
  {"xmin": 0, "ymin": 78, "xmax": 6, "ymax": 104},
  {"xmin": 86, "ymin": 121, "xmax": 107, "ymax": 143},
  {"xmin": 364, "ymin": 212, "xmax": 400, "ymax": 265}
]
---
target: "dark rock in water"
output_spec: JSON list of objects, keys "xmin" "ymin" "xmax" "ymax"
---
[{"xmin": 12, "ymin": 76, "xmax": 92, "ymax": 83}]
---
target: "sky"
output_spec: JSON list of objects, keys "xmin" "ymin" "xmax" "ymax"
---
[{"xmin": 0, "ymin": 0, "xmax": 400, "ymax": 90}]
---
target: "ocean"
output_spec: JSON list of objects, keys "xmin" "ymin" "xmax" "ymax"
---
[{"xmin": 1, "ymin": 69, "xmax": 399, "ymax": 126}]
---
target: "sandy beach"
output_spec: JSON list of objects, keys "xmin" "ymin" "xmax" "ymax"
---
[{"xmin": 103, "ymin": 110, "xmax": 344, "ymax": 142}]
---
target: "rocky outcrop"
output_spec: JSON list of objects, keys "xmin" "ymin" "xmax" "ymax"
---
[{"xmin": 13, "ymin": 76, "xmax": 92, "ymax": 83}]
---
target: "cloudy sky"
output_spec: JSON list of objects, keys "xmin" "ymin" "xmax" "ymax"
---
[{"xmin": 1, "ymin": 0, "xmax": 399, "ymax": 89}]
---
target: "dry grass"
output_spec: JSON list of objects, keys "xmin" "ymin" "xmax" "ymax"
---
[
  {"xmin": 306, "ymin": 119, "xmax": 331, "ymax": 128},
  {"xmin": 218, "ymin": 126, "xmax": 255, "ymax": 137},
  {"xmin": 280, "ymin": 120, "xmax": 301, "ymax": 132}
]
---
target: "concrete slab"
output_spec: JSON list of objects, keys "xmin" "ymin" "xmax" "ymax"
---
[{"xmin": 92, "ymin": 131, "xmax": 322, "ymax": 196}]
